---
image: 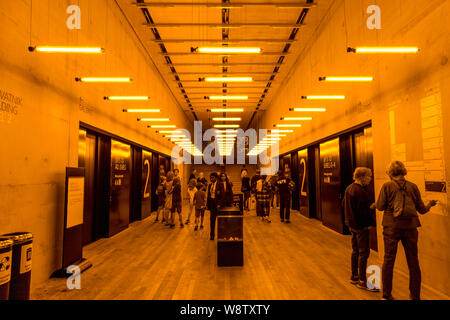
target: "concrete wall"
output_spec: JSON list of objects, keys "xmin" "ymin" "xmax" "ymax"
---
[
  {"xmin": 0, "ymin": 0, "xmax": 192, "ymax": 291},
  {"xmin": 260, "ymin": 0, "xmax": 450, "ymax": 297}
]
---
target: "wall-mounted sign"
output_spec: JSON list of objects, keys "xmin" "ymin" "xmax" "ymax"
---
[{"xmin": 0, "ymin": 89, "xmax": 22, "ymax": 123}]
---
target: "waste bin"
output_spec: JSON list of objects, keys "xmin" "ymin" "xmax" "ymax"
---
[
  {"xmin": 0, "ymin": 237, "xmax": 13, "ymax": 300},
  {"xmin": 2, "ymin": 233, "xmax": 33, "ymax": 300}
]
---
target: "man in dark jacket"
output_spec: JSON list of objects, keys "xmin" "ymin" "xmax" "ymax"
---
[
  {"xmin": 207, "ymin": 173, "xmax": 221, "ymax": 240},
  {"xmin": 277, "ymin": 170, "xmax": 295, "ymax": 223},
  {"xmin": 376, "ymin": 161, "xmax": 437, "ymax": 300},
  {"xmin": 343, "ymin": 167, "xmax": 378, "ymax": 292}
]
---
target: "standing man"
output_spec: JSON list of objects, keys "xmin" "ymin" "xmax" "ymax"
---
[
  {"xmin": 376, "ymin": 161, "xmax": 437, "ymax": 300},
  {"xmin": 277, "ymin": 170, "xmax": 295, "ymax": 223},
  {"xmin": 343, "ymin": 167, "xmax": 378, "ymax": 292},
  {"xmin": 207, "ymin": 173, "xmax": 221, "ymax": 240}
]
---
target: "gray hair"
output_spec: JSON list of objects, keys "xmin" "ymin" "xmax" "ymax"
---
[
  {"xmin": 387, "ymin": 161, "xmax": 407, "ymax": 178},
  {"xmin": 353, "ymin": 167, "xmax": 372, "ymax": 181}
]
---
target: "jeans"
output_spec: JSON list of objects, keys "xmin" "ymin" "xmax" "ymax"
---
[
  {"xmin": 279, "ymin": 196, "xmax": 291, "ymax": 220},
  {"xmin": 256, "ymin": 201, "xmax": 270, "ymax": 217},
  {"xmin": 350, "ymin": 228, "xmax": 370, "ymax": 282},
  {"xmin": 382, "ymin": 227, "xmax": 421, "ymax": 300}
]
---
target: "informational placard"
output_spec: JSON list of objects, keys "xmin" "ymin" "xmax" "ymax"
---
[
  {"xmin": 420, "ymin": 92, "xmax": 448, "ymax": 216},
  {"xmin": 62, "ymin": 167, "xmax": 85, "ymax": 269},
  {"xmin": 66, "ymin": 177, "xmax": 85, "ymax": 228},
  {"xmin": 19, "ymin": 243, "xmax": 32, "ymax": 274}
]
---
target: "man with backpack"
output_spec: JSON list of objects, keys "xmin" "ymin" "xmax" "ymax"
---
[{"xmin": 376, "ymin": 161, "xmax": 437, "ymax": 300}]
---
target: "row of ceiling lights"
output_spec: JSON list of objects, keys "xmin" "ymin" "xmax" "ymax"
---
[
  {"xmin": 28, "ymin": 44, "xmax": 419, "ymax": 158},
  {"xmin": 247, "ymin": 46, "xmax": 420, "ymax": 156},
  {"xmin": 29, "ymin": 46, "xmax": 214, "ymax": 156}
]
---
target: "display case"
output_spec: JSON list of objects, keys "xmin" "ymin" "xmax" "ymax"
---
[{"xmin": 217, "ymin": 207, "xmax": 243, "ymax": 266}]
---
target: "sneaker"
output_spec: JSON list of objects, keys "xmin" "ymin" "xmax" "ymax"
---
[
  {"xmin": 185, "ymin": 220, "xmax": 190, "ymax": 225},
  {"xmin": 162, "ymin": 219, "xmax": 166, "ymax": 223},
  {"xmin": 266, "ymin": 218, "xmax": 272, "ymax": 223},
  {"xmin": 356, "ymin": 281, "xmax": 380, "ymax": 292},
  {"xmin": 180, "ymin": 224, "xmax": 184, "ymax": 228},
  {"xmin": 382, "ymin": 295, "xmax": 395, "ymax": 300},
  {"xmin": 350, "ymin": 276, "xmax": 359, "ymax": 285},
  {"xmin": 170, "ymin": 224, "xmax": 175, "ymax": 229},
  {"xmin": 285, "ymin": 220, "xmax": 291, "ymax": 224},
  {"xmin": 154, "ymin": 218, "xmax": 159, "ymax": 223},
  {"xmin": 200, "ymin": 225, "xmax": 204, "ymax": 230},
  {"xmin": 194, "ymin": 226, "xmax": 198, "ymax": 231},
  {"xmin": 281, "ymin": 219, "xmax": 285, "ymax": 223}
]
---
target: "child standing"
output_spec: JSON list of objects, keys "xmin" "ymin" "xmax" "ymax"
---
[
  {"xmin": 193, "ymin": 183, "xmax": 207, "ymax": 231},
  {"xmin": 155, "ymin": 176, "xmax": 166, "ymax": 223},
  {"xmin": 185, "ymin": 178, "xmax": 198, "ymax": 225}
]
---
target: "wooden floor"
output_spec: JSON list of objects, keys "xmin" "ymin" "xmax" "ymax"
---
[{"xmin": 32, "ymin": 208, "xmax": 446, "ymax": 300}]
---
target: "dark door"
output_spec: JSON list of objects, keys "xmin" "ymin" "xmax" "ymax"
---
[
  {"xmin": 109, "ymin": 140, "xmax": 131, "ymax": 237},
  {"xmin": 130, "ymin": 147, "xmax": 142, "ymax": 223},
  {"xmin": 291, "ymin": 152, "xmax": 300, "ymax": 211},
  {"xmin": 320, "ymin": 138, "xmax": 346, "ymax": 234},
  {"xmin": 151, "ymin": 153, "xmax": 160, "ymax": 212},
  {"xmin": 78, "ymin": 129, "xmax": 97, "ymax": 246},
  {"xmin": 298, "ymin": 149, "xmax": 310, "ymax": 217},
  {"xmin": 314, "ymin": 146, "xmax": 322, "ymax": 220},
  {"xmin": 354, "ymin": 127, "xmax": 378, "ymax": 251},
  {"xmin": 141, "ymin": 150, "xmax": 152, "ymax": 220}
]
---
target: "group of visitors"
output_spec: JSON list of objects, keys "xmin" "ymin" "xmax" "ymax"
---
[
  {"xmin": 155, "ymin": 169, "xmax": 234, "ymax": 238},
  {"xmin": 242, "ymin": 168, "xmax": 295, "ymax": 223},
  {"xmin": 343, "ymin": 160, "xmax": 437, "ymax": 300}
]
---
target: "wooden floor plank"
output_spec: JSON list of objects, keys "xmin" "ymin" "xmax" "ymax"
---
[{"xmin": 31, "ymin": 207, "xmax": 447, "ymax": 300}]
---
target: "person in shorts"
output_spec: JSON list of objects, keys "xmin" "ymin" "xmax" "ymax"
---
[{"xmin": 193, "ymin": 183, "xmax": 207, "ymax": 231}]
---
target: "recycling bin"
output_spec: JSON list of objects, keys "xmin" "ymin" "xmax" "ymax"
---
[
  {"xmin": 2, "ymin": 233, "xmax": 33, "ymax": 300},
  {"xmin": 0, "ymin": 237, "xmax": 13, "ymax": 300}
]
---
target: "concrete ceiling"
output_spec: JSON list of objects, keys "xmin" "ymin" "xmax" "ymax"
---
[{"xmin": 115, "ymin": 0, "xmax": 334, "ymax": 131}]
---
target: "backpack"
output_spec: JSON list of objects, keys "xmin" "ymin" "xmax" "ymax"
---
[{"xmin": 393, "ymin": 181, "xmax": 417, "ymax": 218}]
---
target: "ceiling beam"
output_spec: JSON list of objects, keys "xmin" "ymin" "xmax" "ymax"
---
[
  {"xmin": 133, "ymin": 2, "xmax": 317, "ymax": 8},
  {"xmin": 168, "ymin": 63, "xmax": 283, "ymax": 67},
  {"xmin": 181, "ymin": 86, "xmax": 268, "ymax": 89},
  {"xmin": 144, "ymin": 23, "xmax": 305, "ymax": 28},
  {"xmin": 152, "ymin": 39, "xmax": 296, "ymax": 43}
]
